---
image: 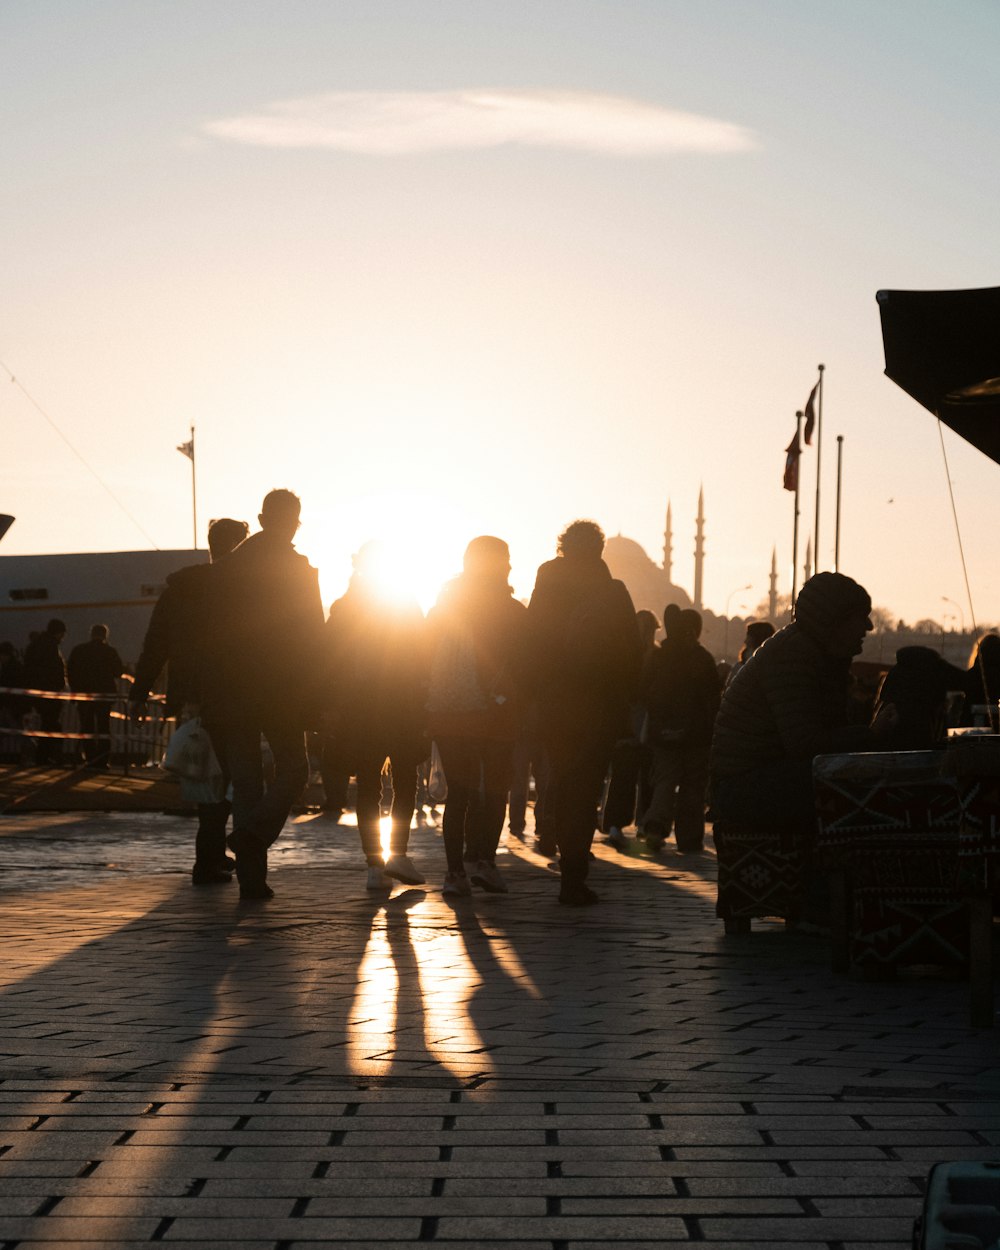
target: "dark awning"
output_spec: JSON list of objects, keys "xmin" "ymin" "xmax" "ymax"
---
[{"xmin": 877, "ymin": 285, "xmax": 1000, "ymax": 464}]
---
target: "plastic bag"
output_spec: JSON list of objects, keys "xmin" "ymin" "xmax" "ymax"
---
[
  {"xmin": 427, "ymin": 740, "xmax": 448, "ymax": 803},
  {"xmin": 164, "ymin": 717, "xmax": 224, "ymax": 802}
]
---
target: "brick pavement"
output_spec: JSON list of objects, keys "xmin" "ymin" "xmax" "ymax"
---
[{"xmin": 0, "ymin": 807, "xmax": 998, "ymax": 1246}]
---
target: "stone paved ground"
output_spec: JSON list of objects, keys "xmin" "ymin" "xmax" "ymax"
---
[{"xmin": 1, "ymin": 804, "xmax": 998, "ymax": 1247}]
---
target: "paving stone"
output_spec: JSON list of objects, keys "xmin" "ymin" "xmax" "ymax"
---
[
  {"xmin": 436, "ymin": 1214, "xmax": 690, "ymax": 1237},
  {"xmin": 700, "ymin": 1216, "xmax": 915, "ymax": 1240},
  {"xmin": 161, "ymin": 1215, "xmax": 421, "ymax": 1238}
]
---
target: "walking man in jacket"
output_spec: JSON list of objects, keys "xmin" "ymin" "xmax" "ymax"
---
[{"xmin": 201, "ymin": 490, "xmax": 325, "ymax": 900}]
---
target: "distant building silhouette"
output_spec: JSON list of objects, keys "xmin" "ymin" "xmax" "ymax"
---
[
  {"xmin": 606, "ymin": 494, "xmax": 787, "ymax": 647},
  {"xmin": 604, "ymin": 535, "xmax": 692, "ymax": 619}
]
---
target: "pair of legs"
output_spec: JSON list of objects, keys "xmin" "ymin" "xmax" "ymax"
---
[
  {"xmin": 77, "ymin": 700, "xmax": 112, "ymax": 769},
  {"xmin": 347, "ymin": 739, "xmax": 420, "ymax": 867},
  {"xmin": 320, "ymin": 734, "xmax": 351, "ymax": 815},
  {"xmin": 601, "ymin": 735, "xmax": 648, "ymax": 833},
  {"xmin": 508, "ymin": 734, "xmax": 548, "ymax": 837},
  {"xmin": 206, "ymin": 717, "xmax": 309, "ymax": 896},
  {"xmin": 193, "ymin": 798, "xmax": 233, "ymax": 880},
  {"xmin": 435, "ymin": 737, "xmax": 512, "ymax": 875},
  {"xmin": 34, "ymin": 698, "xmax": 63, "ymax": 765},
  {"xmin": 543, "ymin": 725, "xmax": 617, "ymax": 898},
  {"xmin": 643, "ymin": 743, "xmax": 709, "ymax": 852}
]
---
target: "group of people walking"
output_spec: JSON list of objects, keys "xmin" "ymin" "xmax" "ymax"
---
[
  {"xmin": 11, "ymin": 487, "xmax": 992, "ymax": 924},
  {"xmin": 130, "ymin": 491, "xmax": 644, "ymax": 905}
]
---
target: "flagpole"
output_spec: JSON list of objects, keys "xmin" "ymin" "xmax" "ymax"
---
[
  {"xmin": 792, "ymin": 409, "xmax": 804, "ymax": 607},
  {"xmin": 190, "ymin": 424, "xmax": 197, "ymax": 549},
  {"xmin": 834, "ymin": 434, "xmax": 844, "ymax": 572},
  {"xmin": 813, "ymin": 363, "xmax": 825, "ymax": 574}
]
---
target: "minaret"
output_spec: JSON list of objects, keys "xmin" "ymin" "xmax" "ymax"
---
[
  {"xmin": 662, "ymin": 501, "xmax": 673, "ymax": 583},
  {"xmin": 803, "ymin": 537, "xmax": 813, "ymax": 584},
  {"xmin": 693, "ymin": 485, "xmax": 705, "ymax": 612},
  {"xmin": 768, "ymin": 548, "xmax": 778, "ymax": 621}
]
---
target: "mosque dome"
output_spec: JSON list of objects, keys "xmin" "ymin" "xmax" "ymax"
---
[{"xmin": 604, "ymin": 534, "xmax": 691, "ymax": 618}]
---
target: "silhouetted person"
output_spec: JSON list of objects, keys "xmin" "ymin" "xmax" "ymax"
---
[
  {"xmin": 601, "ymin": 608, "xmax": 660, "ymax": 850},
  {"xmin": 524, "ymin": 520, "xmax": 640, "ymax": 905},
  {"xmin": 130, "ymin": 517, "xmax": 250, "ymax": 883},
  {"xmin": 710, "ymin": 572, "xmax": 895, "ymax": 840},
  {"xmin": 23, "ymin": 618, "xmax": 67, "ymax": 765},
  {"xmin": 641, "ymin": 607, "xmax": 720, "ymax": 854},
  {"xmin": 0, "ymin": 641, "xmax": 26, "ymax": 724},
  {"xmin": 324, "ymin": 541, "xmax": 428, "ymax": 890},
  {"xmin": 725, "ymin": 620, "xmax": 775, "ymax": 688},
  {"xmin": 201, "ymin": 490, "xmax": 325, "ymax": 900},
  {"xmin": 426, "ymin": 536, "xmax": 526, "ymax": 897},
  {"xmin": 960, "ymin": 633, "xmax": 1000, "ymax": 727},
  {"xmin": 872, "ymin": 645, "xmax": 963, "ymax": 750},
  {"xmin": 68, "ymin": 624, "xmax": 123, "ymax": 769}
]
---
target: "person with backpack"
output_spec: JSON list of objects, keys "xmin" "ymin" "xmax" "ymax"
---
[
  {"xmin": 425, "ymin": 536, "xmax": 526, "ymax": 897},
  {"xmin": 524, "ymin": 520, "xmax": 640, "ymax": 905}
]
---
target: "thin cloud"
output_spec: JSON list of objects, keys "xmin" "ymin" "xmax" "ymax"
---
[{"xmin": 203, "ymin": 89, "xmax": 758, "ymax": 157}]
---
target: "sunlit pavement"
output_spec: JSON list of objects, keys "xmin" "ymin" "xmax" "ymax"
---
[{"xmin": 1, "ymin": 807, "xmax": 998, "ymax": 1248}]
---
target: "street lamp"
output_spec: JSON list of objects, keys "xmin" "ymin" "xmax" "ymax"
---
[
  {"xmin": 941, "ymin": 596, "xmax": 965, "ymax": 635},
  {"xmin": 724, "ymin": 583, "xmax": 752, "ymax": 663}
]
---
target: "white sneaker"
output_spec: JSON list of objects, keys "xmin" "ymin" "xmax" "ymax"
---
[
  {"xmin": 605, "ymin": 826, "xmax": 628, "ymax": 850},
  {"xmin": 471, "ymin": 859, "xmax": 508, "ymax": 894},
  {"xmin": 366, "ymin": 865, "xmax": 391, "ymax": 891},
  {"xmin": 442, "ymin": 871, "xmax": 472, "ymax": 897},
  {"xmin": 384, "ymin": 854, "xmax": 426, "ymax": 885}
]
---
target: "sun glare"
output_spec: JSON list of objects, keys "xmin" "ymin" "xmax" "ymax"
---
[
  {"xmin": 305, "ymin": 490, "xmax": 472, "ymax": 614},
  {"xmin": 379, "ymin": 812, "xmax": 393, "ymax": 860}
]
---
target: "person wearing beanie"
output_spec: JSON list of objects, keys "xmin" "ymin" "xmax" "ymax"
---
[{"xmin": 709, "ymin": 572, "xmax": 896, "ymax": 838}]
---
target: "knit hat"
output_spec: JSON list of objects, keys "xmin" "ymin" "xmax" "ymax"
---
[{"xmin": 794, "ymin": 572, "xmax": 871, "ymax": 634}]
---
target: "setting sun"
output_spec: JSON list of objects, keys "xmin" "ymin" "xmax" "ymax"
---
[{"xmin": 304, "ymin": 490, "xmax": 475, "ymax": 614}]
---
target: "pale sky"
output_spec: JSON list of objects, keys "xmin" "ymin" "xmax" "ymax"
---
[{"xmin": 3, "ymin": 1, "xmax": 1000, "ymax": 625}]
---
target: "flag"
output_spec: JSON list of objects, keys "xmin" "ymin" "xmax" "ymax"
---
[
  {"xmin": 783, "ymin": 429, "xmax": 800, "ymax": 491},
  {"xmin": 177, "ymin": 439, "xmax": 194, "ymax": 461},
  {"xmin": 802, "ymin": 380, "xmax": 819, "ymax": 444}
]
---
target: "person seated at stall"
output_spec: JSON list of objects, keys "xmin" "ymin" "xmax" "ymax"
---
[
  {"xmin": 871, "ymin": 646, "xmax": 964, "ymax": 750},
  {"xmin": 959, "ymin": 633, "xmax": 1000, "ymax": 728},
  {"xmin": 710, "ymin": 572, "xmax": 897, "ymax": 839}
]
